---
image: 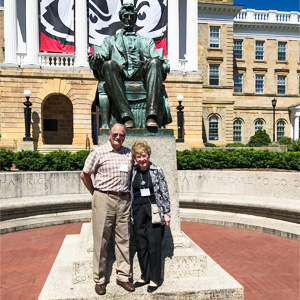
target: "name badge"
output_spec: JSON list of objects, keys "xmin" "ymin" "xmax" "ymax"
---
[
  {"xmin": 140, "ymin": 188, "xmax": 150, "ymax": 196},
  {"xmin": 119, "ymin": 164, "xmax": 128, "ymax": 172}
]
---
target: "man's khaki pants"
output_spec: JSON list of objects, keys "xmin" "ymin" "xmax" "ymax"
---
[{"xmin": 92, "ymin": 191, "xmax": 131, "ymax": 284}]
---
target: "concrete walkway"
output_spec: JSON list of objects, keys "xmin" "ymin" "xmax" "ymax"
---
[{"xmin": 1, "ymin": 222, "xmax": 299, "ymax": 300}]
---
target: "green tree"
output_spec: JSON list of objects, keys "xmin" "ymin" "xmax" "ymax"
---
[{"xmin": 247, "ymin": 129, "xmax": 271, "ymax": 147}]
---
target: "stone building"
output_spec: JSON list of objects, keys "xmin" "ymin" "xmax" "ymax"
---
[{"xmin": 0, "ymin": 0, "xmax": 299, "ymax": 150}]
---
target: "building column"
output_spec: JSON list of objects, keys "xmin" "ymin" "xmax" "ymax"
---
[
  {"xmin": 74, "ymin": 0, "xmax": 88, "ymax": 68},
  {"xmin": 4, "ymin": 0, "xmax": 18, "ymax": 66},
  {"xmin": 185, "ymin": 0, "xmax": 198, "ymax": 71},
  {"xmin": 167, "ymin": 0, "xmax": 180, "ymax": 71},
  {"xmin": 23, "ymin": 0, "xmax": 40, "ymax": 67},
  {"xmin": 295, "ymin": 116, "xmax": 299, "ymax": 140}
]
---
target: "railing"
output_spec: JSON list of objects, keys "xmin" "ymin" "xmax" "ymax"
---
[
  {"xmin": 16, "ymin": 53, "xmax": 76, "ymax": 69},
  {"xmin": 234, "ymin": 9, "xmax": 300, "ymax": 24},
  {"xmin": 39, "ymin": 53, "xmax": 75, "ymax": 68}
]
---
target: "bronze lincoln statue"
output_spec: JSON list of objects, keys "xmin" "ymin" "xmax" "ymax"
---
[{"xmin": 88, "ymin": 3, "xmax": 170, "ymax": 129}]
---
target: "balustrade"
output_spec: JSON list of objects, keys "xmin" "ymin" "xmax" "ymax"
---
[{"xmin": 235, "ymin": 9, "xmax": 299, "ymax": 24}]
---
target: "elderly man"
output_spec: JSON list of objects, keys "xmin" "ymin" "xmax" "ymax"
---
[
  {"xmin": 80, "ymin": 123, "xmax": 135, "ymax": 295},
  {"xmin": 89, "ymin": 3, "xmax": 169, "ymax": 129}
]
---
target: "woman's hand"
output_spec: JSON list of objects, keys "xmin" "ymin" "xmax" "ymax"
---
[{"xmin": 163, "ymin": 214, "xmax": 171, "ymax": 227}]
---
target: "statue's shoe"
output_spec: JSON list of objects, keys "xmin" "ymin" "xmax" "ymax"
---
[
  {"xmin": 124, "ymin": 119, "xmax": 135, "ymax": 128},
  {"xmin": 146, "ymin": 118, "xmax": 158, "ymax": 128}
]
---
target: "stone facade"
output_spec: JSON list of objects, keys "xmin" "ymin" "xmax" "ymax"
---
[{"xmin": 0, "ymin": 67, "xmax": 203, "ymax": 148}]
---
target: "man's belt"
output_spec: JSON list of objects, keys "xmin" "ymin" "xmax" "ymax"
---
[{"xmin": 97, "ymin": 190, "xmax": 128, "ymax": 196}]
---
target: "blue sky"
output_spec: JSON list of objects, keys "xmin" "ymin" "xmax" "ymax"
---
[{"xmin": 233, "ymin": 0, "xmax": 300, "ymax": 12}]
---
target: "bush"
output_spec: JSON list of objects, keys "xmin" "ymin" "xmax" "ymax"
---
[
  {"xmin": 14, "ymin": 151, "xmax": 47, "ymax": 171},
  {"xmin": 288, "ymin": 139, "xmax": 300, "ymax": 152},
  {"xmin": 0, "ymin": 148, "xmax": 16, "ymax": 171},
  {"xmin": 44, "ymin": 150, "xmax": 73, "ymax": 171},
  {"xmin": 247, "ymin": 129, "xmax": 271, "ymax": 147},
  {"xmin": 70, "ymin": 150, "xmax": 90, "ymax": 170},
  {"xmin": 225, "ymin": 142, "xmax": 246, "ymax": 147},
  {"xmin": 204, "ymin": 142, "xmax": 217, "ymax": 147},
  {"xmin": 277, "ymin": 136, "xmax": 292, "ymax": 146},
  {"xmin": 177, "ymin": 149, "xmax": 300, "ymax": 171}
]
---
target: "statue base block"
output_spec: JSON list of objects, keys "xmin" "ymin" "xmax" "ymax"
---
[{"xmin": 39, "ymin": 223, "xmax": 243, "ymax": 300}]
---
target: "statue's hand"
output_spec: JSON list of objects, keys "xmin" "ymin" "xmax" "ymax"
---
[
  {"xmin": 162, "ymin": 60, "xmax": 170, "ymax": 74},
  {"xmin": 88, "ymin": 53, "xmax": 105, "ymax": 71},
  {"xmin": 88, "ymin": 53, "xmax": 97, "ymax": 69}
]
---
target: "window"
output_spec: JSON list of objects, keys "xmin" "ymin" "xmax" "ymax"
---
[
  {"xmin": 255, "ymin": 75, "xmax": 264, "ymax": 94},
  {"xmin": 255, "ymin": 41, "xmax": 264, "ymax": 60},
  {"xmin": 209, "ymin": 115, "xmax": 219, "ymax": 141},
  {"xmin": 210, "ymin": 27, "xmax": 220, "ymax": 48},
  {"xmin": 277, "ymin": 120, "xmax": 285, "ymax": 141},
  {"xmin": 233, "ymin": 74, "xmax": 243, "ymax": 93},
  {"xmin": 233, "ymin": 119, "xmax": 242, "ymax": 142},
  {"xmin": 278, "ymin": 42, "xmax": 287, "ymax": 61},
  {"xmin": 0, "ymin": 0, "xmax": 3, "ymax": 8},
  {"xmin": 234, "ymin": 40, "xmax": 243, "ymax": 59},
  {"xmin": 255, "ymin": 119, "xmax": 264, "ymax": 132},
  {"xmin": 277, "ymin": 75, "xmax": 286, "ymax": 95},
  {"xmin": 209, "ymin": 64, "xmax": 219, "ymax": 86}
]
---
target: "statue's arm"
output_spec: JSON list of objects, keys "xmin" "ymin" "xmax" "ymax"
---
[
  {"xmin": 88, "ymin": 38, "xmax": 112, "ymax": 73},
  {"xmin": 147, "ymin": 38, "xmax": 170, "ymax": 74}
]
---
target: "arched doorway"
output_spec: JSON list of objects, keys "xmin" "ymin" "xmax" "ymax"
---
[{"xmin": 42, "ymin": 95, "xmax": 73, "ymax": 144}]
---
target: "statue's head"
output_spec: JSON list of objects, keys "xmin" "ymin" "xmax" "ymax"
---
[{"xmin": 119, "ymin": 3, "xmax": 137, "ymax": 31}]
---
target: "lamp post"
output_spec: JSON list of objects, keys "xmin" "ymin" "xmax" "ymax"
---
[
  {"xmin": 23, "ymin": 89, "xmax": 33, "ymax": 141},
  {"xmin": 272, "ymin": 98, "xmax": 277, "ymax": 143},
  {"xmin": 176, "ymin": 94, "xmax": 184, "ymax": 143}
]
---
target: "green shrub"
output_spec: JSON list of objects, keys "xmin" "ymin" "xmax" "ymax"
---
[
  {"xmin": 70, "ymin": 150, "xmax": 90, "ymax": 170},
  {"xmin": 177, "ymin": 149, "xmax": 300, "ymax": 171},
  {"xmin": 247, "ymin": 129, "xmax": 271, "ymax": 147},
  {"xmin": 44, "ymin": 150, "xmax": 73, "ymax": 171},
  {"xmin": 0, "ymin": 148, "xmax": 16, "ymax": 171},
  {"xmin": 288, "ymin": 139, "xmax": 300, "ymax": 152},
  {"xmin": 14, "ymin": 151, "xmax": 46, "ymax": 171},
  {"xmin": 204, "ymin": 142, "xmax": 217, "ymax": 147},
  {"xmin": 225, "ymin": 142, "xmax": 246, "ymax": 147},
  {"xmin": 277, "ymin": 136, "xmax": 292, "ymax": 146}
]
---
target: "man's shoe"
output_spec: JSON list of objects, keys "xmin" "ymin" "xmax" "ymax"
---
[
  {"xmin": 134, "ymin": 280, "xmax": 150, "ymax": 288},
  {"xmin": 116, "ymin": 280, "xmax": 135, "ymax": 292},
  {"xmin": 146, "ymin": 118, "xmax": 158, "ymax": 128},
  {"xmin": 124, "ymin": 119, "xmax": 135, "ymax": 128},
  {"xmin": 95, "ymin": 283, "xmax": 106, "ymax": 295}
]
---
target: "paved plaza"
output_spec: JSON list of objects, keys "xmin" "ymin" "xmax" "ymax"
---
[{"xmin": 1, "ymin": 222, "xmax": 299, "ymax": 300}]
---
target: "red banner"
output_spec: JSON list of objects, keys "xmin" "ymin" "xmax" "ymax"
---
[{"xmin": 40, "ymin": 0, "xmax": 167, "ymax": 56}]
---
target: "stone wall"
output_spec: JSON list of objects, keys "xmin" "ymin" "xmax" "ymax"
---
[
  {"xmin": 178, "ymin": 170, "xmax": 300, "ymax": 200},
  {"xmin": 2, "ymin": 170, "xmax": 298, "ymax": 201}
]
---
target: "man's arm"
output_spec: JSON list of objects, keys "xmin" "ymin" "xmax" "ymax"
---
[{"xmin": 80, "ymin": 171, "xmax": 94, "ymax": 195}]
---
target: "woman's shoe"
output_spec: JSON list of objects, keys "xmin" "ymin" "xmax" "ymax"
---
[
  {"xmin": 147, "ymin": 285, "xmax": 158, "ymax": 293},
  {"xmin": 134, "ymin": 280, "xmax": 149, "ymax": 288}
]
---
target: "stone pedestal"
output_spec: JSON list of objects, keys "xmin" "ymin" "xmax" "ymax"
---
[
  {"xmin": 17, "ymin": 141, "xmax": 37, "ymax": 151},
  {"xmin": 38, "ymin": 130, "xmax": 244, "ymax": 300}
]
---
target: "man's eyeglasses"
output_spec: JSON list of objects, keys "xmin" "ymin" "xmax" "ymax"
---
[{"xmin": 111, "ymin": 133, "xmax": 125, "ymax": 138}]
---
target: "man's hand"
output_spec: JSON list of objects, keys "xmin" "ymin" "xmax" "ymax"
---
[{"xmin": 80, "ymin": 171, "xmax": 94, "ymax": 195}]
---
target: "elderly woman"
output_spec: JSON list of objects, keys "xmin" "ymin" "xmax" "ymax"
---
[{"xmin": 130, "ymin": 141, "xmax": 171, "ymax": 293}]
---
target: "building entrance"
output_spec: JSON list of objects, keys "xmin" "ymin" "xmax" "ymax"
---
[{"xmin": 42, "ymin": 95, "xmax": 73, "ymax": 144}]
